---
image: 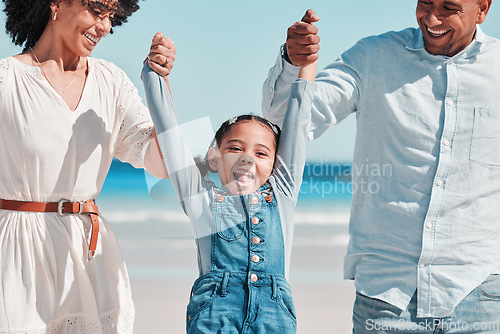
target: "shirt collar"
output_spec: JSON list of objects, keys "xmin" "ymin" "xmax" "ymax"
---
[{"xmin": 406, "ymin": 26, "xmax": 495, "ymax": 59}]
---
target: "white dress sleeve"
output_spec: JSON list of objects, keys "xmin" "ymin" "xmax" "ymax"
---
[
  {"xmin": 0, "ymin": 58, "xmax": 9, "ymax": 106},
  {"xmin": 111, "ymin": 63, "xmax": 154, "ymax": 168}
]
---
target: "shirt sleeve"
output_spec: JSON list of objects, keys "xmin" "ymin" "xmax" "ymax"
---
[
  {"xmin": 262, "ymin": 44, "xmax": 301, "ymax": 128},
  {"xmin": 262, "ymin": 41, "xmax": 366, "ymax": 141},
  {"xmin": 141, "ymin": 63, "xmax": 209, "ymax": 220},
  {"xmin": 112, "ymin": 65, "xmax": 154, "ymax": 168},
  {"xmin": 272, "ymin": 79, "xmax": 316, "ymax": 202}
]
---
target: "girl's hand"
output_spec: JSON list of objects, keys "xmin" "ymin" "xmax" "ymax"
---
[
  {"xmin": 147, "ymin": 32, "xmax": 176, "ymax": 77},
  {"xmin": 298, "ymin": 61, "xmax": 317, "ymax": 81}
]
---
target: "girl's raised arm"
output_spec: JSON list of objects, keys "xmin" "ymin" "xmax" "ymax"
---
[
  {"xmin": 272, "ymin": 61, "xmax": 317, "ymax": 202},
  {"xmin": 298, "ymin": 61, "xmax": 317, "ymax": 82}
]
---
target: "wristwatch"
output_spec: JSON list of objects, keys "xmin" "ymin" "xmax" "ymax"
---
[{"xmin": 281, "ymin": 43, "xmax": 292, "ymax": 64}]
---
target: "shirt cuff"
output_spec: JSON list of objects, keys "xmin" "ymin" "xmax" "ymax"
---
[{"xmin": 278, "ymin": 44, "xmax": 300, "ymax": 85}]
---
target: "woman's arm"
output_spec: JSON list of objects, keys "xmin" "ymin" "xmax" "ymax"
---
[{"xmin": 144, "ymin": 129, "xmax": 169, "ymax": 178}]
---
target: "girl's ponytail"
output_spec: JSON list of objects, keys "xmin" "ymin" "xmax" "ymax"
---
[{"xmin": 194, "ymin": 154, "xmax": 213, "ymax": 178}]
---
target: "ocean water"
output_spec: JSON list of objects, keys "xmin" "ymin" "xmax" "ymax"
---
[{"xmin": 98, "ymin": 159, "xmax": 353, "ymax": 222}]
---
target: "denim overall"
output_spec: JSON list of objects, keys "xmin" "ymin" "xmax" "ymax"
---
[
  {"xmin": 142, "ymin": 64, "xmax": 315, "ymax": 333},
  {"xmin": 186, "ymin": 183, "xmax": 297, "ymax": 334}
]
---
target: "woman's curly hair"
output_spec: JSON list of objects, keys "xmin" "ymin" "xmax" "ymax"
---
[{"xmin": 2, "ymin": 0, "xmax": 140, "ymax": 51}]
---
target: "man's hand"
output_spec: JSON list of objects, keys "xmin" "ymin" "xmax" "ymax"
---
[
  {"xmin": 286, "ymin": 9, "xmax": 320, "ymax": 66},
  {"xmin": 147, "ymin": 32, "xmax": 176, "ymax": 77}
]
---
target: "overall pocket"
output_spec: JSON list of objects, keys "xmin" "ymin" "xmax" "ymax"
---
[
  {"xmin": 216, "ymin": 213, "xmax": 245, "ymax": 241},
  {"xmin": 480, "ymin": 274, "xmax": 500, "ymax": 300},
  {"xmin": 470, "ymin": 108, "xmax": 500, "ymax": 166},
  {"xmin": 186, "ymin": 281, "xmax": 219, "ymax": 319},
  {"xmin": 277, "ymin": 284, "xmax": 297, "ymax": 322}
]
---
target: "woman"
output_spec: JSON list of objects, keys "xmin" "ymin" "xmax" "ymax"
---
[{"xmin": 0, "ymin": 0, "xmax": 174, "ymax": 332}]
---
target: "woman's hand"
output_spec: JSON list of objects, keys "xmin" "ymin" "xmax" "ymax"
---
[{"xmin": 147, "ymin": 32, "xmax": 176, "ymax": 77}]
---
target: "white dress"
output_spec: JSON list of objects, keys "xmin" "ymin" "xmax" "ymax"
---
[{"xmin": 0, "ymin": 56, "xmax": 153, "ymax": 333}]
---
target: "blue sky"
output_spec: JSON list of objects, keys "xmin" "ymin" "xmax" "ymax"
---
[{"xmin": 1, "ymin": 0, "xmax": 499, "ymax": 161}]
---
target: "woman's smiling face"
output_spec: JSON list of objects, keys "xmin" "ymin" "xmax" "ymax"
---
[
  {"xmin": 209, "ymin": 120, "xmax": 277, "ymax": 195},
  {"xmin": 53, "ymin": 0, "xmax": 118, "ymax": 56}
]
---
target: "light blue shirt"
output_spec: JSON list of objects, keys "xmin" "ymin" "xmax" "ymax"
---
[{"xmin": 262, "ymin": 27, "xmax": 500, "ymax": 318}]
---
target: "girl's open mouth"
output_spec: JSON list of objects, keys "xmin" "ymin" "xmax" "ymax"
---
[{"xmin": 233, "ymin": 170, "xmax": 255, "ymax": 186}]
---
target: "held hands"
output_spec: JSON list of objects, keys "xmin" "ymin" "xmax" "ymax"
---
[
  {"xmin": 147, "ymin": 32, "xmax": 176, "ymax": 77},
  {"xmin": 286, "ymin": 9, "xmax": 320, "ymax": 72}
]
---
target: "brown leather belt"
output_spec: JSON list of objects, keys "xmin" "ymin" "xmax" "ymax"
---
[{"xmin": 0, "ymin": 198, "xmax": 99, "ymax": 260}]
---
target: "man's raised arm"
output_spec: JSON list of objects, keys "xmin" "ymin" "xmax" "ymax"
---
[{"xmin": 262, "ymin": 9, "xmax": 320, "ymax": 127}]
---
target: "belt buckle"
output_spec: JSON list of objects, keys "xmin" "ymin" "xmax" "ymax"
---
[{"xmin": 57, "ymin": 199, "xmax": 83, "ymax": 215}]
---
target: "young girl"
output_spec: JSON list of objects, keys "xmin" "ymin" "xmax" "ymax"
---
[{"xmin": 142, "ymin": 60, "xmax": 316, "ymax": 332}]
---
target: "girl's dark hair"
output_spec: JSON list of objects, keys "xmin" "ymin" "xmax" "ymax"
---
[
  {"xmin": 195, "ymin": 114, "xmax": 281, "ymax": 177},
  {"xmin": 2, "ymin": 0, "xmax": 140, "ymax": 51}
]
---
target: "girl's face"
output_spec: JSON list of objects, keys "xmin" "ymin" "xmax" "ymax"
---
[
  {"xmin": 52, "ymin": 0, "xmax": 118, "ymax": 56},
  {"xmin": 209, "ymin": 120, "xmax": 276, "ymax": 195}
]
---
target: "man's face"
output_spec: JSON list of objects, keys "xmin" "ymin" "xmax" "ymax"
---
[{"xmin": 416, "ymin": 0, "xmax": 490, "ymax": 57}]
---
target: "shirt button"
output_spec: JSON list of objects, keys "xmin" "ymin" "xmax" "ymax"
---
[
  {"xmin": 449, "ymin": 58, "xmax": 455, "ymax": 65},
  {"xmin": 270, "ymin": 87, "xmax": 273, "ymax": 93},
  {"xmin": 252, "ymin": 255, "xmax": 260, "ymax": 263},
  {"xmin": 436, "ymin": 179, "xmax": 443, "ymax": 186},
  {"xmin": 419, "ymin": 263, "xmax": 426, "ymax": 268},
  {"xmin": 251, "ymin": 217, "xmax": 259, "ymax": 225},
  {"xmin": 447, "ymin": 100, "xmax": 454, "ymax": 106},
  {"xmin": 251, "ymin": 196, "xmax": 259, "ymax": 205},
  {"xmin": 250, "ymin": 274, "xmax": 259, "ymax": 282},
  {"xmin": 442, "ymin": 139, "xmax": 450, "ymax": 147},
  {"xmin": 426, "ymin": 222, "xmax": 433, "ymax": 228},
  {"xmin": 252, "ymin": 236, "xmax": 261, "ymax": 245}
]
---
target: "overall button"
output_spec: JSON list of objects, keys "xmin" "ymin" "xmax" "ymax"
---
[
  {"xmin": 251, "ymin": 196, "xmax": 259, "ymax": 205},
  {"xmin": 265, "ymin": 195, "xmax": 272, "ymax": 203},
  {"xmin": 252, "ymin": 255, "xmax": 260, "ymax": 263},
  {"xmin": 250, "ymin": 274, "xmax": 259, "ymax": 282},
  {"xmin": 252, "ymin": 236, "xmax": 261, "ymax": 245},
  {"xmin": 251, "ymin": 217, "xmax": 259, "ymax": 225}
]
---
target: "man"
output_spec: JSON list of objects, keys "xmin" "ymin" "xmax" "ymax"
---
[{"xmin": 263, "ymin": 1, "xmax": 499, "ymax": 332}]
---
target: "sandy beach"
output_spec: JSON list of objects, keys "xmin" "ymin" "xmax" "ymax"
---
[{"xmin": 110, "ymin": 217, "xmax": 355, "ymax": 333}]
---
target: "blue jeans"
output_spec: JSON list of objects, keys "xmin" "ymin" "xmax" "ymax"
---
[
  {"xmin": 353, "ymin": 274, "xmax": 500, "ymax": 333},
  {"xmin": 186, "ymin": 272, "xmax": 296, "ymax": 334}
]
